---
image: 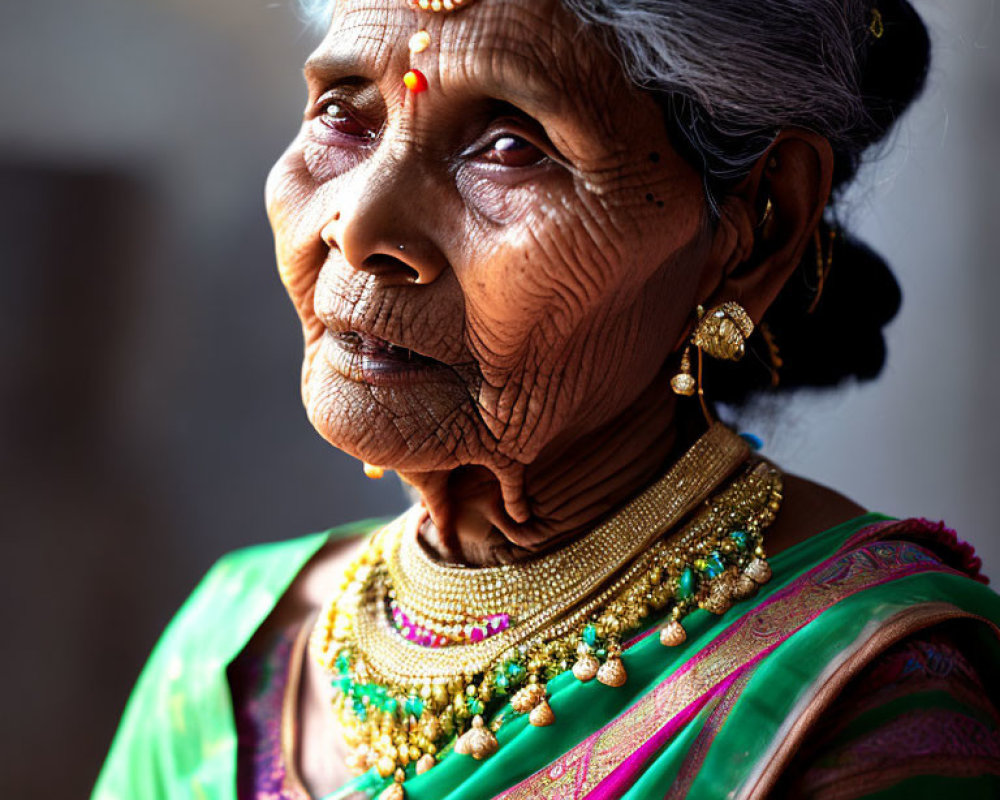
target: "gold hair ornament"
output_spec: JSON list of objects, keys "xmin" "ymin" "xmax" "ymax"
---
[{"xmin": 869, "ymin": 7, "xmax": 885, "ymax": 39}]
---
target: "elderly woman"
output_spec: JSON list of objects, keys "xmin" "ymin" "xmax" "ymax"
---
[{"xmin": 94, "ymin": 0, "xmax": 1000, "ymax": 798}]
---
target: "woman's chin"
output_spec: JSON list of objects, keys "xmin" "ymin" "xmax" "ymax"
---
[{"xmin": 303, "ymin": 353, "xmax": 477, "ymax": 473}]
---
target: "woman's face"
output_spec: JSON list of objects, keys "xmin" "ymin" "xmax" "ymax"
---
[{"xmin": 266, "ymin": 0, "xmax": 717, "ymax": 479}]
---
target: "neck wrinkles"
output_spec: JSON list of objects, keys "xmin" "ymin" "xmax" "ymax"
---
[{"xmin": 401, "ymin": 366, "xmax": 707, "ymax": 567}]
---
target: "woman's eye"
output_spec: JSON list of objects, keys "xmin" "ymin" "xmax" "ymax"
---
[
  {"xmin": 479, "ymin": 134, "xmax": 546, "ymax": 168},
  {"xmin": 320, "ymin": 101, "xmax": 377, "ymax": 141}
]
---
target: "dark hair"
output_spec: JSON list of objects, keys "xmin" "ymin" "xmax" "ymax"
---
[
  {"xmin": 716, "ymin": 0, "xmax": 929, "ymax": 403},
  {"xmin": 561, "ymin": 0, "xmax": 932, "ymax": 400}
]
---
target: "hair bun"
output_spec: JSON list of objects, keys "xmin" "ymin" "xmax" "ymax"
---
[
  {"xmin": 708, "ymin": 225, "xmax": 902, "ymax": 403},
  {"xmin": 831, "ymin": 0, "xmax": 931, "ymax": 191},
  {"xmin": 859, "ymin": 2, "xmax": 931, "ymax": 148}
]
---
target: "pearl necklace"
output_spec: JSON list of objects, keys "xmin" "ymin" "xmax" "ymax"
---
[{"xmin": 310, "ymin": 423, "xmax": 782, "ymax": 799}]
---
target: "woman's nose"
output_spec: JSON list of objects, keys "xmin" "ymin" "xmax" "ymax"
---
[{"xmin": 320, "ymin": 163, "xmax": 450, "ymax": 286}]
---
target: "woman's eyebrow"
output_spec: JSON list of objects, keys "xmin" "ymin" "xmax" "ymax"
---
[
  {"xmin": 304, "ymin": 50, "xmax": 372, "ymax": 84},
  {"xmin": 304, "ymin": 30, "xmax": 396, "ymax": 85}
]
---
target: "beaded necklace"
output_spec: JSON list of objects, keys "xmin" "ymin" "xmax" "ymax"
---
[{"xmin": 310, "ymin": 423, "xmax": 782, "ymax": 799}]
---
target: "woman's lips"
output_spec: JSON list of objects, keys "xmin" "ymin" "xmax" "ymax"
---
[{"xmin": 320, "ymin": 329, "xmax": 451, "ymax": 386}]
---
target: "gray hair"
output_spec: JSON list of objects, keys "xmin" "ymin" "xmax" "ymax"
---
[
  {"xmin": 561, "ymin": 0, "xmax": 879, "ymax": 215},
  {"xmin": 299, "ymin": 0, "xmax": 924, "ymax": 219}
]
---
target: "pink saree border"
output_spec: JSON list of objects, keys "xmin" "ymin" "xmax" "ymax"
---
[
  {"xmin": 494, "ymin": 519, "xmax": 974, "ymax": 800},
  {"xmin": 842, "ymin": 517, "xmax": 988, "ymax": 584},
  {"xmin": 665, "ymin": 670, "xmax": 753, "ymax": 799}
]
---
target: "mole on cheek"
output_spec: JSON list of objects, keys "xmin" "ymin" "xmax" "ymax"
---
[{"xmin": 649, "ymin": 152, "xmax": 661, "ymax": 163}]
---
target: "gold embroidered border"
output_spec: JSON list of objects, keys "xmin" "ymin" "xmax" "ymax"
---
[{"xmin": 496, "ymin": 540, "xmax": 962, "ymax": 800}]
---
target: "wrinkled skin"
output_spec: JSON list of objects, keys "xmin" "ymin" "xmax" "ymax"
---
[
  {"xmin": 259, "ymin": 1, "xmax": 868, "ymax": 792},
  {"xmin": 266, "ymin": 0, "xmax": 835, "ymax": 569}
]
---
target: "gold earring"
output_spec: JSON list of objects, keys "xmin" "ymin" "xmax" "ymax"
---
[
  {"xmin": 758, "ymin": 321, "xmax": 783, "ymax": 388},
  {"xmin": 869, "ymin": 7, "xmax": 884, "ymax": 39},
  {"xmin": 669, "ymin": 347, "xmax": 696, "ymax": 397},
  {"xmin": 363, "ymin": 462, "xmax": 385, "ymax": 480},
  {"xmin": 693, "ymin": 302, "xmax": 754, "ymax": 361},
  {"xmin": 807, "ymin": 224, "xmax": 837, "ymax": 314},
  {"xmin": 756, "ymin": 197, "xmax": 774, "ymax": 231},
  {"xmin": 671, "ymin": 302, "xmax": 755, "ymax": 422}
]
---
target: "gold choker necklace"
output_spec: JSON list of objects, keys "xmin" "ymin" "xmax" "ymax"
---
[{"xmin": 311, "ymin": 423, "xmax": 782, "ymax": 799}]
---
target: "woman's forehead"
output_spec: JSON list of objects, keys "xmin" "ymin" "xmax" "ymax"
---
[{"xmin": 310, "ymin": 0, "xmax": 610, "ymax": 111}]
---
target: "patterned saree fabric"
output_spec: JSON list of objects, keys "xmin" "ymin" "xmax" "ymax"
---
[
  {"xmin": 93, "ymin": 514, "xmax": 1000, "ymax": 800},
  {"xmin": 231, "ymin": 622, "xmax": 311, "ymax": 800},
  {"xmin": 773, "ymin": 628, "xmax": 1000, "ymax": 798}
]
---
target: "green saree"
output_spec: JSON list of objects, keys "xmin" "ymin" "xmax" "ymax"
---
[{"xmin": 93, "ymin": 512, "xmax": 1000, "ymax": 800}]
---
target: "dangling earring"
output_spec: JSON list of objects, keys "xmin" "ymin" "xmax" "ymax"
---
[
  {"xmin": 671, "ymin": 302, "xmax": 755, "ymax": 423},
  {"xmin": 807, "ymin": 224, "xmax": 837, "ymax": 314},
  {"xmin": 757, "ymin": 321, "xmax": 783, "ymax": 388},
  {"xmin": 669, "ymin": 347, "xmax": 696, "ymax": 397},
  {"xmin": 363, "ymin": 462, "xmax": 385, "ymax": 480}
]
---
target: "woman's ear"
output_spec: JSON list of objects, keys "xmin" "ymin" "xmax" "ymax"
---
[{"xmin": 699, "ymin": 128, "xmax": 834, "ymax": 323}]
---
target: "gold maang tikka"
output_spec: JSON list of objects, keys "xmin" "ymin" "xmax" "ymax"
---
[
  {"xmin": 670, "ymin": 302, "xmax": 755, "ymax": 422},
  {"xmin": 402, "ymin": 0, "xmax": 482, "ymax": 95}
]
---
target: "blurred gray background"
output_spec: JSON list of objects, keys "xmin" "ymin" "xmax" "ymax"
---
[{"xmin": 0, "ymin": 1, "xmax": 996, "ymax": 797}]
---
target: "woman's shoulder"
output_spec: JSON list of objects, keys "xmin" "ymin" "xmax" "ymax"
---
[
  {"xmin": 92, "ymin": 516, "xmax": 387, "ymax": 800},
  {"xmin": 774, "ymin": 625, "xmax": 1000, "ymax": 797},
  {"xmin": 239, "ymin": 516, "xmax": 387, "ymax": 646},
  {"xmin": 157, "ymin": 517, "xmax": 377, "ymax": 647},
  {"xmin": 765, "ymin": 470, "xmax": 985, "ymax": 578},
  {"xmin": 765, "ymin": 471, "xmax": 869, "ymax": 557},
  {"xmin": 187, "ymin": 515, "xmax": 388, "ymax": 620}
]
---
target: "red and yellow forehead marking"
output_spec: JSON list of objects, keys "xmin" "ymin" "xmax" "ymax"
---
[{"xmin": 403, "ymin": 0, "xmax": 481, "ymax": 94}]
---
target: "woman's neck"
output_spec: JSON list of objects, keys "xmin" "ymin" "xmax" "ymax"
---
[{"xmin": 399, "ymin": 369, "xmax": 706, "ymax": 566}]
